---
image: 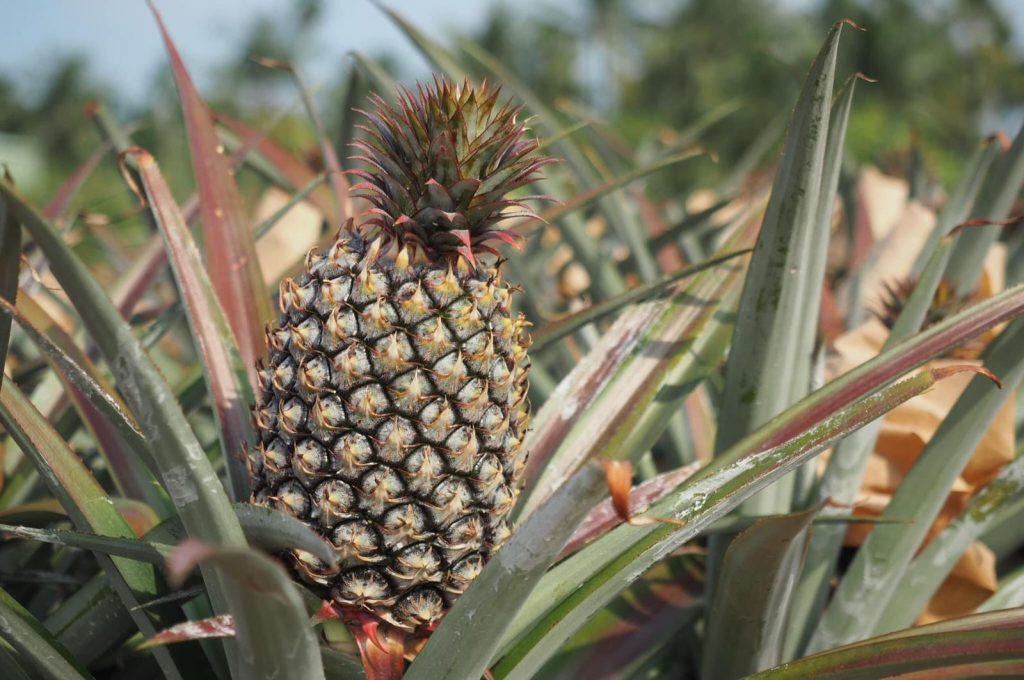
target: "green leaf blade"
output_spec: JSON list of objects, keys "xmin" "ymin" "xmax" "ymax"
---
[
  {"xmin": 405, "ymin": 465, "xmax": 606, "ymax": 680},
  {"xmin": 124, "ymin": 148, "xmax": 255, "ymax": 502},
  {"xmin": 0, "ymin": 587, "xmax": 93, "ymax": 680},
  {"xmin": 702, "ymin": 507, "xmax": 818, "ymax": 679},
  {"xmin": 714, "ymin": 21, "xmax": 846, "ymax": 514}
]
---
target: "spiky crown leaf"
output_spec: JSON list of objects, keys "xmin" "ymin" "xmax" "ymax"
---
[{"xmin": 349, "ymin": 76, "xmax": 554, "ymax": 265}]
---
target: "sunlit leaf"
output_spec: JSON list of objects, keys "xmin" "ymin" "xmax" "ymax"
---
[{"xmin": 150, "ymin": 3, "xmax": 271, "ymax": 381}]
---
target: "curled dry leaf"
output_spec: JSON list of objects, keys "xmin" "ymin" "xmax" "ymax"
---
[
  {"xmin": 564, "ymin": 462, "xmax": 702, "ymax": 557},
  {"xmin": 600, "ymin": 460, "xmax": 691, "ymax": 529}
]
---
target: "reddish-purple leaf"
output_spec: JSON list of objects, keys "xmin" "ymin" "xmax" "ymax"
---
[
  {"xmin": 7, "ymin": 294, "xmax": 163, "ymax": 506},
  {"xmin": 150, "ymin": 2, "xmax": 271, "ymax": 385},
  {"xmin": 0, "ymin": 201, "xmax": 19, "ymax": 394},
  {"xmin": 753, "ymin": 609, "xmax": 1024, "ymax": 679},
  {"xmin": 42, "ymin": 144, "xmax": 108, "ymax": 222},
  {"xmin": 122, "ymin": 147, "xmax": 255, "ymax": 501},
  {"xmin": 523, "ymin": 302, "xmax": 660, "ymax": 489},
  {"xmin": 139, "ymin": 614, "xmax": 236, "ymax": 649},
  {"xmin": 215, "ymin": 111, "xmax": 341, "ymax": 227},
  {"xmin": 748, "ymin": 300, "xmax": 1016, "ymax": 456}
]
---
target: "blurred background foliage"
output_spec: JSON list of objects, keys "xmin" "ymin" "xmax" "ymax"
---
[{"xmin": 2, "ymin": 0, "xmax": 1024, "ymax": 205}]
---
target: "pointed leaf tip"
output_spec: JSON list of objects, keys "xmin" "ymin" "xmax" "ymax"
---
[{"xmin": 931, "ymin": 364, "xmax": 1002, "ymax": 389}]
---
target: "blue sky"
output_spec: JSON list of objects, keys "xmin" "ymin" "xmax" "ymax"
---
[
  {"xmin": 0, "ymin": 0, "xmax": 581, "ymax": 107},
  {"xmin": 2, "ymin": 0, "xmax": 1023, "ymax": 110}
]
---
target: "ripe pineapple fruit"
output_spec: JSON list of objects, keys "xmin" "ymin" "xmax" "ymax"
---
[{"xmin": 248, "ymin": 77, "xmax": 552, "ymax": 631}]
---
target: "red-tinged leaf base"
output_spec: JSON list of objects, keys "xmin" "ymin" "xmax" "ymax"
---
[
  {"xmin": 340, "ymin": 608, "xmax": 408, "ymax": 680},
  {"xmin": 328, "ymin": 603, "xmax": 459, "ymax": 679}
]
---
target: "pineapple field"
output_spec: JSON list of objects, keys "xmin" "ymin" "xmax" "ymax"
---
[{"xmin": 3, "ymin": 2, "xmax": 1024, "ymax": 678}]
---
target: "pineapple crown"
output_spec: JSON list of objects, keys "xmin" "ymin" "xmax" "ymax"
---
[{"xmin": 349, "ymin": 76, "xmax": 555, "ymax": 265}]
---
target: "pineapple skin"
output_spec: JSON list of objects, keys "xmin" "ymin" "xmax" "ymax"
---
[{"xmin": 249, "ymin": 235, "xmax": 531, "ymax": 630}]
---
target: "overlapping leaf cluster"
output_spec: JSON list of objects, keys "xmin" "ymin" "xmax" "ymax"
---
[{"xmin": 1, "ymin": 5, "xmax": 1024, "ymax": 680}]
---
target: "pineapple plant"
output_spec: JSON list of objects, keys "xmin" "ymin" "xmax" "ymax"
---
[
  {"xmin": 2, "ymin": 5, "xmax": 1024, "ymax": 680},
  {"xmin": 248, "ymin": 78, "xmax": 549, "ymax": 632}
]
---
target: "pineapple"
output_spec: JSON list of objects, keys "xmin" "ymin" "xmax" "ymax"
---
[{"xmin": 248, "ymin": 77, "xmax": 552, "ymax": 631}]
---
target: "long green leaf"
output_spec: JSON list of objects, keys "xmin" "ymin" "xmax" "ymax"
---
[
  {"xmin": 0, "ymin": 380, "xmax": 181, "ymax": 679},
  {"xmin": 0, "ymin": 503, "xmax": 334, "ymax": 568},
  {"xmin": 977, "ymin": 565, "xmax": 1024, "ymax": 613},
  {"xmin": 253, "ymin": 173, "xmax": 328, "ymax": 240},
  {"xmin": 0, "ymin": 643, "xmax": 32, "ymax": 680},
  {"xmin": 790, "ymin": 71, "xmax": 858, "ymax": 433},
  {"xmin": 371, "ymin": 1, "xmax": 469, "ymax": 80},
  {"xmin": 755, "ymin": 609, "xmax": 1024, "ymax": 679},
  {"xmin": 497, "ymin": 278, "xmax": 1024, "ymax": 668},
  {"xmin": 0, "ymin": 164, "xmax": 250, "ymax": 672},
  {"xmin": 0, "ymin": 296, "xmax": 161, "ymax": 484},
  {"xmin": 251, "ymin": 59, "xmax": 351, "ymax": 227},
  {"xmin": 702, "ymin": 507, "xmax": 818, "ymax": 679},
  {"xmin": 714, "ymin": 21, "xmax": 845, "ymax": 514},
  {"xmin": 783, "ymin": 137, "xmax": 1002, "ymax": 658},
  {"xmin": 44, "ymin": 576, "xmax": 135, "ymax": 666},
  {"xmin": 17, "ymin": 145, "xmax": 108, "ymax": 299},
  {"xmin": 810, "ymin": 318, "xmax": 1024, "ymax": 651},
  {"xmin": 0, "ymin": 587, "xmax": 93, "ymax": 680},
  {"xmin": 531, "ymin": 248, "xmax": 750, "ymax": 350},
  {"xmin": 0, "ymin": 523, "xmax": 172, "ymax": 563},
  {"xmin": 945, "ymin": 123, "xmax": 1024, "ymax": 293},
  {"xmin": 231, "ymin": 504, "xmax": 336, "ymax": 566},
  {"xmin": 532, "ymin": 557, "xmax": 701, "ymax": 680},
  {"xmin": 215, "ymin": 111, "xmax": 338, "ymax": 230},
  {"xmin": 321, "ymin": 647, "xmax": 366, "ymax": 680},
  {"xmin": 348, "ymin": 51, "xmax": 400, "ymax": 103},
  {"xmin": 455, "ymin": 37, "xmax": 663, "ymax": 286},
  {"xmin": 875, "ymin": 454, "xmax": 1024, "ymax": 630},
  {"xmin": 521, "ymin": 217, "xmax": 755, "ymax": 516},
  {"xmin": 166, "ymin": 543, "xmax": 325, "ymax": 680},
  {"xmin": 910, "ymin": 134, "xmax": 1004, "ymax": 277},
  {"xmin": 150, "ymin": 2, "xmax": 271, "ymax": 381},
  {"xmin": 978, "ymin": 488, "xmax": 1024, "ymax": 561},
  {"xmin": 404, "ymin": 464, "xmax": 606, "ymax": 680},
  {"xmin": 493, "ymin": 366, "xmax": 985, "ymax": 679},
  {"xmin": 515, "ymin": 149, "xmax": 708, "ymax": 235}
]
